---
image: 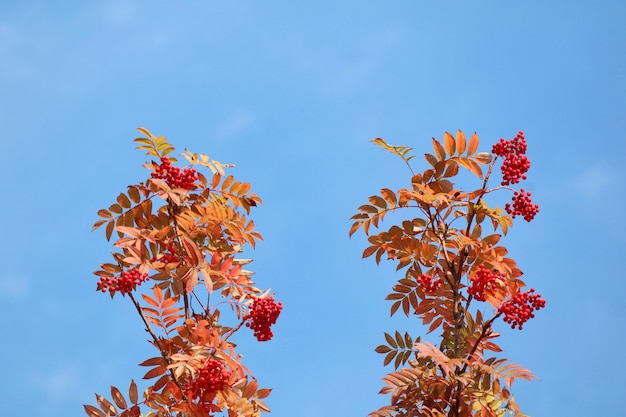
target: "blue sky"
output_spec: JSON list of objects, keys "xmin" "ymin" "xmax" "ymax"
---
[{"xmin": 1, "ymin": 1, "xmax": 625, "ymax": 416}]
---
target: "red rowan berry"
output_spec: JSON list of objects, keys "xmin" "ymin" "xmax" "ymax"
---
[
  {"xmin": 492, "ymin": 131, "xmax": 530, "ymax": 186},
  {"xmin": 151, "ymin": 242, "xmax": 180, "ymax": 265},
  {"xmin": 498, "ymin": 288, "xmax": 545, "ymax": 330},
  {"xmin": 189, "ymin": 359, "xmax": 232, "ymax": 395},
  {"xmin": 97, "ymin": 268, "xmax": 149, "ymax": 296},
  {"xmin": 417, "ymin": 274, "xmax": 442, "ymax": 293},
  {"xmin": 505, "ymin": 189, "xmax": 539, "ymax": 222},
  {"xmin": 245, "ymin": 296, "xmax": 282, "ymax": 342},
  {"xmin": 467, "ymin": 264, "xmax": 504, "ymax": 302},
  {"xmin": 184, "ymin": 358, "xmax": 232, "ymax": 415},
  {"xmin": 151, "ymin": 157, "xmax": 198, "ymax": 190}
]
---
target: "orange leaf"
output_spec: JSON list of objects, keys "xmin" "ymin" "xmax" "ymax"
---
[
  {"xmin": 455, "ymin": 130, "xmax": 466, "ymax": 155},
  {"xmin": 443, "ymin": 132, "xmax": 455, "ymax": 156},
  {"xmin": 161, "ymin": 297, "xmax": 178, "ymax": 309},
  {"xmin": 455, "ymin": 157, "xmax": 483, "ymax": 179},
  {"xmin": 143, "ymin": 366, "xmax": 167, "ymax": 380},
  {"xmin": 432, "ymin": 138, "xmax": 446, "ymax": 160},
  {"xmin": 221, "ymin": 175, "xmax": 234, "ymax": 191},
  {"xmin": 211, "ymin": 173, "xmax": 221, "ymax": 189},
  {"xmin": 380, "ymin": 188, "xmax": 397, "ymax": 205},
  {"xmin": 424, "ymin": 153, "xmax": 438, "ymax": 167},
  {"xmin": 368, "ymin": 195, "xmax": 387, "ymax": 209},
  {"xmin": 358, "ymin": 204, "xmax": 378, "ymax": 214},
  {"xmin": 467, "ymin": 132, "xmax": 479, "ymax": 155},
  {"xmin": 181, "ymin": 235, "xmax": 203, "ymax": 266},
  {"xmin": 362, "ymin": 245, "xmax": 378, "ymax": 258},
  {"xmin": 128, "ymin": 186, "xmax": 140, "ymax": 203},
  {"xmin": 427, "ymin": 316, "xmax": 444, "ymax": 334},
  {"xmin": 141, "ymin": 294, "xmax": 159, "ymax": 308},
  {"xmin": 139, "ymin": 357, "xmax": 166, "ymax": 367},
  {"xmin": 256, "ymin": 388, "xmax": 272, "ymax": 399},
  {"xmin": 162, "ymin": 307, "xmax": 184, "ymax": 317}
]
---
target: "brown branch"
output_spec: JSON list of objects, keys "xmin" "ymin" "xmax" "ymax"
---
[{"xmin": 128, "ymin": 292, "xmax": 189, "ymax": 402}]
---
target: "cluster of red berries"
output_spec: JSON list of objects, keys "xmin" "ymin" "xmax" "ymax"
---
[
  {"xmin": 151, "ymin": 157, "xmax": 198, "ymax": 190},
  {"xmin": 185, "ymin": 358, "xmax": 232, "ymax": 416},
  {"xmin": 492, "ymin": 131, "xmax": 530, "ymax": 186},
  {"xmin": 467, "ymin": 264, "xmax": 504, "ymax": 302},
  {"xmin": 245, "ymin": 296, "xmax": 282, "ymax": 342},
  {"xmin": 151, "ymin": 242, "xmax": 180, "ymax": 265},
  {"xmin": 498, "ymin": 289, "xmax": 546, "ymax": 330},
  {"xmin": 97, "ymin": 268, "xmax": 149, "ymax": 296},
  {"xmin": 417, "ymin": 274, "xmax": 442, "ymax": 293},
  {"xmin": 505, "ymin": 189, "xmax": 540, "ymax": 222}
]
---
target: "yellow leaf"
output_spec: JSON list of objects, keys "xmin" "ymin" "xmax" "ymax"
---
[{"xmin": 136, "ymin": 126, "xmax": 154, "ymax": 138}]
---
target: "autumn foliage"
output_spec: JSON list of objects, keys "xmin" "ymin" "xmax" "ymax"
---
[
  {"xmin": 350, "ymin": 131, "xmax": 544, "ymax": 417},
  {"xmin": 85, "ymin": 128, "xmax": 280, "ymax": 417}
]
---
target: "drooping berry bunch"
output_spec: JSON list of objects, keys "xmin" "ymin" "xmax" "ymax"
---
[
  {"xmin": 492, "ymin": 131, "xmax": 530, "ymax": 186},
  {"xmin": 498, "ymin": 289, "xmax": 546, "ymax": 330},
  {"xmin": 245, "ymin": 296, "xmax": 283, "ymax": 342},
  {"xmin": 151, "ymin": 157, "xmax": 198, "ymax": 190},
  {"xmin": 185, "ymin": 359, "xmax": 232, "ymax": 414},
  {"xmin": 97, "ymin": 268, "xmax": 149, "ymax": 296},
  {"xmin": 505, "ymin": 189, "xmax": 540, "ymax": 222},
  {"xmin": 417, "ymin": 273, "xmax": 442, "ymax": 293},
  {"xmin": 467, "ymin": 264, "xmax": 504, "ymax": 302}
]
